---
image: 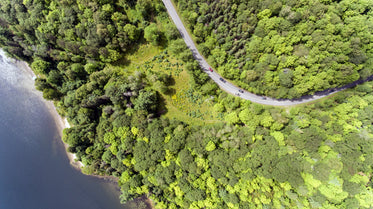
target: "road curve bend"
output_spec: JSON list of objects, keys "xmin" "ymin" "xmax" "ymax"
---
[{"xmin": 162, "ymin": 0, "xmax": 367, "ymax": 106}]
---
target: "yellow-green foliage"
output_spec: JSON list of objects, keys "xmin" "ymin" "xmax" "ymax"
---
[
  {"xmin": 119, "ymin": 171, "xmax": 131, "ymax": 185},
  {"xmin": 350, "ymin": 174, "xmax": 370, "ymax": 185},
  {"xmin": 302, "ymin": 173, "xmax": 322, "ymax": 192},
  {"xmin": 270, "ymin": 131, "xmax": 285, "ymax": 146},
  {"xmin": 103, "ymin": 132, "xmax": 118, "ymax": 155},
  {"xmin": 205, "ymin": 141, "xmax": 216, "ymax": 151},
  {"xmin": 356, "ymin": 188, "xmax": 373, "ymax": 208},
  {"xmin": 318, "ymin": 176, "xmax": 348, "ymax": 204}
]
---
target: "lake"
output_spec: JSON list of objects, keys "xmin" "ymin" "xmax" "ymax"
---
[{"xmin": 0, "ymin": 50, "xmax": 127, "ymax": 209}]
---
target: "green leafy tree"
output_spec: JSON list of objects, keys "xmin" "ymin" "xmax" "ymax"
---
[
  {"xmin": 31, "ymin": 58, "xmax": 50, "ymax": 75},
  {"xmin": 144, "ymin": 23, "xmax": 161, "ymax": 45},
  {"xmin": 133, "ymin": 90, "xmax": 158, "ymax": 113}
]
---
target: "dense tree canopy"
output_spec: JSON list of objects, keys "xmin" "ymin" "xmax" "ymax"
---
[
  {"xmin": 1, "ymin": 0, "xmax": 373, "ymax": 209},
  {"xmin": 176, "ymin": 0, "xmax": 373, "ymax": 98}
]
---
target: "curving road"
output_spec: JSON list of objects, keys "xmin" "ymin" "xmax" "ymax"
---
[{"xmin": 162, "ymin": 0, "xmax": 371, "ymax": 106}]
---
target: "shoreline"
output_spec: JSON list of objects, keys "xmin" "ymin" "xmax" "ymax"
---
[
  {"xmin": 7, "ymin": 51, "xmax": 156, "ymax": 208},
  {"xmin": 13, "ymin": 58, "xmax": 85, "ymax": 170},
  {"xmin": 12, "ymin": 56, "xmax": 119, "ymax": 183}
]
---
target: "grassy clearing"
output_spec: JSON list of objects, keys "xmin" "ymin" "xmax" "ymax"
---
[
  {"xmin": 108, "ymin": 44, "xmax": 162, "ymax": 75},
  {"xmin": 165, "ymin": 70, "xmax": 221, "ymax": 125},
  {"xmin": 109, "ymin": 44, "xmax": 221, "ymax": 125}
]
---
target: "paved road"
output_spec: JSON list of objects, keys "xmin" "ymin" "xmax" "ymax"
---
[{"xmin": 162, "ymin": 0, "xmax": 369, "ymax": 106}]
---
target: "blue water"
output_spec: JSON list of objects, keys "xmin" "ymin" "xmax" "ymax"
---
[{"xmin": 0, "ymin": 51, "xmax": 126, "ymax": 209}]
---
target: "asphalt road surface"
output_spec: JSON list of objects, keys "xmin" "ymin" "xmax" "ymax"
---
[{"xmin": 162, "ymin": 0, "xmax": 369, "ymax": 106}]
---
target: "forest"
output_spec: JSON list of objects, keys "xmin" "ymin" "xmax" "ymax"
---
[
  {"xmin": 0, "ymin": 0, "xmax": 373, "ymax": 208},
  {"xmin": 176, "ymin": 0, "xmax": 373, "ymax": 98}
]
